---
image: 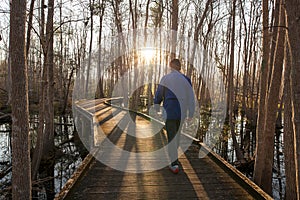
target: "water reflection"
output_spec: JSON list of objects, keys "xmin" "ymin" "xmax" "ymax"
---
[
  {"xmin": 0, "ymin": 123, "xmax": 11, "ymax": 198},
  {"xmin": 0, "ymin": 124, "xmax": 10, "ymax": 164},
  {"xmin": 0, "ymin": 115, "xmax": 86, "ymax": 199}
]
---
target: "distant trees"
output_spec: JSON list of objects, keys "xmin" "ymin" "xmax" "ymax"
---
[{"xmin": 9, "ymin": 0, "xmax": 31, "ymax": 199}]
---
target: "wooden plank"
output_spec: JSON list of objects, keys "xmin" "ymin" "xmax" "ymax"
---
[
  {"xmin": 59, "ymin": 100, "xmax": 269, "ymax": 200},
  {"xmin": 64, "ymin": 161, "xmax": 255, "ymax": 200},
  {"xmin": 199, "ymin": 143, "xmax": 273, "ymax": 200}
]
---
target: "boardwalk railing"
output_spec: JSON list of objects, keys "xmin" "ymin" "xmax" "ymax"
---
[{"xmin": 58, "ymin": 98, "xmax": 273, "ymax": 200}]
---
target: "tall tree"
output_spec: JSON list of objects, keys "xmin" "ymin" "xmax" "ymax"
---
[
  {"xmin": 96, "ymin": 0, "xmax": 106, "ymax": 98},
  {"xmin": 286, "ymin": 0, "xmax": 300, "ymax": 197},
  {"xmin": 26, "ymin": 0, "xmax": 35, "ymax": 57},
  {"xmin": 111, "ymin": 0, "xmax": 127, "ymax": 104},
  {"xmin": 228, "ymin": 0, "xmax": 245, "ymax": 162},
  {"xmin": 128, "ymin": 0, "xmax": 141, "ymax": 111},
  {"xmin": 43, "ymin": 0, "xmax": 55, "ymax": 198},
  {"xmin": 170, "ymin": 0, "xmax": 178, "ymax": 59},
  {"xmin": 85, "ymin": 0, "xmax": 95, "ymax": 98},
  {"xmin": 9, "ymin": 0, "xmax": 31, "ymax": 198},
  {"xmin": 31, "ymin": 0, "xmax": 47, "ymax": 179},
  {"xmin": 44, "ymin": 0, "xmax": 55, "ymax": 156},
  {"xmin": 31, "ymin": 3, "xmax": 55, "ymax": 198},
  {"xmin": 259, "ymin": 0, "xmax": 286, "ymax": 194},
  {"xmin": 253, "ymin": 0, "xmax": 271, "ymax": 186},
  {"xmin": 188, "ymin": 0, "xmax": 212, "ymax": 78},
  {"xmin": 283, "ymin": 35, "xmax": 298, "ymax": 199}
]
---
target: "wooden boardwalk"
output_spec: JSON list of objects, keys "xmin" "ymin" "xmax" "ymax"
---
[{"xmin": 56, "ymin": 99, "xmax": 272, "ymax": 200}]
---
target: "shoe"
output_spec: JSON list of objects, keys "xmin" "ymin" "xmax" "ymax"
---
[{"xmin": 169, "ymin": 164, "xmax": 179, "ymax": 174}]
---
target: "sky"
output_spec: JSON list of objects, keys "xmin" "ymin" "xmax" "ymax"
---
[{"xmin": 0, "ymin": 1, "xmax": 10, "ymax": 60}]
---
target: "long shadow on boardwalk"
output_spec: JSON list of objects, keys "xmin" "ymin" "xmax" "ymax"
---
[{"xmin": 65, "ymin": 106, "xmax": 255, "ymax": 200}]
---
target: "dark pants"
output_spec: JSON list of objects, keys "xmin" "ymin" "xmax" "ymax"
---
[{"xmin": 165, "ymin": 119, "xmax": 182, "ymax": 165}]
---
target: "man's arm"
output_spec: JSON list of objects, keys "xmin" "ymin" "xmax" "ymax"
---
[
  {"xmin": 188, "ymin": 89, "xmax": 195, "ymax": 118},
  {"xmin": 184, "ymin": 76, "xmax": 195, "ymax": 118},
  {"xmin": 154, "ymin": 84, "xmax": 164, "ymax": 111}
]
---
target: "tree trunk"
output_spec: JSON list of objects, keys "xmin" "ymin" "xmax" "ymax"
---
[
  {"xmin": 189, "ymin": 0, "xmax": 212, "ymax": 78},
  {"xmin": 85, "ymin": 0, "xmax": 95, "ymax": 98},
  {"xmin": 44, "ymin": 0, "xmax": 55, "ymax": 157},
  {"xmin": 239, "ymin": 0, "xmax": 251, "ymax": 151},
  {"xmin": 286, "ymin": 0, "xmax": 300, "ymax": 197},
  {"xmin": 267, "ymin": 0, "xmax": 281, "ymax": 87},
  {"xmin": 170, "ymin": 0, "xmax": 178, "ymax": 59},
  {"xmin": 63, "ymin": 66, "xmax": 75, "ymax": 113},
  {"xmin": 43, "ymin": 0, "xmax": 55, "ymax": 197},
  {"xmin": 144, "ymin": 0, "xmax": 151, "ymax": 28},
  {"xmin": 26, "ymin": 0, "xmax": 35, "ymax": 58},
  {"xmin": 6, "ymin": 52, "xmax": 11, "ymax": 105},
  {"xmin": 257, "ymin": 1, "xmax": 285, "ymax": 195},
  {"xmin": 112, "ymin": 0, "xmax": 127, "ymax": 105},
  {"xmin": 283, "ymin": 28, "xmax": 298, "ymax": 200},
  {"xmin": 42, "ymin": 0, "xmax": 55, "ymax": 191},
  {"xmin": 31, "ymin": 0, "xmax": 45, "ymax": 180},
  {"xmin": 97, "ymin": 0, "xmax": 105, "ymax": 98},
  {"xmin": 10, "ymin": 0, "xmax": 32, "ymax": 198},
  {"xmin": 31, "ymin": 3, "xmax": 55, "ymax": 197},
  {"xmin": 59, "ymin": 0, "xmax": 65, "ymax": 109},
  {"xmin": 228, "ymin": 0, "xmax": 245, "ymax": 162},
  {"xmin": 253, "ymin": 0, "xmax": 271, "ymax": 186},
  {"xmin": 129, "ymin": 0, "xmax": 139, "ymax": 111}
]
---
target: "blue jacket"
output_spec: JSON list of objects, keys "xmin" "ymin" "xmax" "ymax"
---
[{"xmin": 154, "ymin": 70, "xmax": 195, "ymax": 120}]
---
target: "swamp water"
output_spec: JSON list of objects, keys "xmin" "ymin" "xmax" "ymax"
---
[
  {"xmin": 0, "ymin": 115, "xmax": 86, "ymax": 199},
  {"xmin": 0, "ymin": 112, "xmax": 286, "ymax": 199}
]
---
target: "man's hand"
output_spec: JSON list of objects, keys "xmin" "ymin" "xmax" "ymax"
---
[{"xmin": 154, "ymin": 104, "xmax": 160, "ymax": 112}]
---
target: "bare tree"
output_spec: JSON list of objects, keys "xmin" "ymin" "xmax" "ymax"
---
[
  {"xmin": 111, "ymin": 0, "xmax": 127, "ymax": 104},
  {"xmin": 96, "ymin": 0, "xmax": 106, "ymax": 98},
  {"xmin": 85, "ymin": 0, "xmax": 95, "ymax": 98},
  {"xmin": 129, "ymin": 0, "xmax": 139, "ymax": 111},
  {"xmin": 283, "ymin": 34, "xmax": 298, "ymax": 199},
  {"xmin": 26, "ymin": 0, "xmax": 35, "ymax": 58},
  {"xmin": 43, "ymin": 0, "xmax": 55, "ymax": 198},
  {"xmin": 31, "ymin": 3, "xmax": 55, "ymax": 198},
  {"xmin": 31, "ymin": 0, "xmax": 47, "ymax": 178},
  {"xmin": 286, "ymin": 0, "xmax": 300, "ymax": 197},
  {"xmin": 9, "ymin": 0, "xmax": 31, "ymax": 198},
  {"xmin": 253, "ymin": 0, "xmax": 271, "ymax": 186},
  {"xmin": 170, "ymin": 0, "xmax": 178, "ymax": 59},
  {"xmin": 188, "ymin": 0, "xmax": 212, "ymax": 78},
  {"xmin": 258, "ymin": 0, "xmax": 285, "ymax": 194},
  {"xmin": 228, "ymin": 0, "xmax": 245, "ymax": 162}
]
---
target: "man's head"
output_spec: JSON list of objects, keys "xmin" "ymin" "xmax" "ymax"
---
[{"xmin": 170, "ymin": 59, "xmax": 181, "ymax": 71}]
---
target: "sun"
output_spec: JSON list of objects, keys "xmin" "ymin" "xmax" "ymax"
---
[{"xmin": 140, "ymin": 48, "xmax": 156, "ymax": 63}]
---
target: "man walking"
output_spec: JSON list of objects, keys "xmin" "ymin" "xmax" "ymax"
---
[{"xmin": 154, "ymin": 59, "xmax": 195, "ymax": 174}]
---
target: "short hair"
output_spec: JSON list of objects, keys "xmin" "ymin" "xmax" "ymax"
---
[{"xmin": 170, "ymin": 59, "xmax": 181, "ymax": 71}]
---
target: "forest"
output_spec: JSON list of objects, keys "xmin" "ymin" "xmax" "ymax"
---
[{"xmin": 0, "ymin": 0, "xmax": 300, "ymax": 199}]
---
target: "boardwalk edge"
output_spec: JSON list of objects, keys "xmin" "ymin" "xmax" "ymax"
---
[
  {"xmin": 54, "ymin": 149, "xmax": 98, "ymax": 200},
  {"xmin": 199, "ymin": 143, "xmax": 273, "ymax": 200}
]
